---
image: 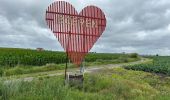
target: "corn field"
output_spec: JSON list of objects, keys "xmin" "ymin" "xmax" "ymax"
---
[{"xmin": 0, "ymin": 48, "xmax": 137, "ymax": 67}]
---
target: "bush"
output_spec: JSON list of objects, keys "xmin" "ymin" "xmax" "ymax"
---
[
  {"xmin": 129, "ymin": 53, "xmax": 138, "ymax": 58},
  {"xmin": 0, "ymin": 68, "xmax": 3, "ymax": 76}
]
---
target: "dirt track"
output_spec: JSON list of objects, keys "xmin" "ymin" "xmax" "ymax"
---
[{"xmin": 4, "ymin": 58, "xmax": 149, "ymax": 82}]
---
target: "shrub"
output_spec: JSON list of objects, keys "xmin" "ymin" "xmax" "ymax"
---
[
  {"xmin": 129, "ymin": 53, "xmax": 138, "ymax": 58},
  {"xmin": 0, "ymin": 68, "xmax": 3, "ymax": 76}
]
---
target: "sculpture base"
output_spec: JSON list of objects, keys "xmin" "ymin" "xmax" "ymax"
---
[{"xmin": 65, "ymin": 72, "xmax": 84, "ymax": 88}]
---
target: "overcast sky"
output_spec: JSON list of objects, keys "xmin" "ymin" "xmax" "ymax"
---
[{"xmin": 0, "ymin": 0, "xmax": 170, "ymax": 55}]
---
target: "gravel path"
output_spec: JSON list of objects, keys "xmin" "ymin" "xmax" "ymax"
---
[{"xmin": 4, "ymin": 58, "xmax": 149, "ymax": 82}]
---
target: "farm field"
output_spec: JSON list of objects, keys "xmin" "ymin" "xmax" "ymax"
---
[
  {"xmin": 0, "ymin": 48, "xmax": 138, "ymax": 67},
  {"xmin": 1, "ymin": 0, "xmax": 170, "ymax": 99},
  {"xmin": 124, "ymin": 56, "xmax": 170, "ymax": 75},
  {"xmin": 0, "ymin": 48, "xmax": 139, "ymax": 76},
  {"xmin": 0, "ymin": 48, "xmax": 170, "ymax": 100}
]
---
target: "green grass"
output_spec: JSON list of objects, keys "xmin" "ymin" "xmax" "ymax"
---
[
  {"xmin": 0, "ymin": 54, "xmax": 140, "ymax": 77},
  {"xmin": 0, "ymin": 47, "xmax": 140, "ymax": 76},
  {"xmin": 1, "ymin": 68, "xmax": 170, "ymax": 100},
  {"xmin": 2, "ymin": 63, "xmax": 67, "ymax": 76}
]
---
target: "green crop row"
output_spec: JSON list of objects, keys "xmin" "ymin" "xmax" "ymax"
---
[
  {"xmin": 124, "ymin": 56, "xmax": 170, "ymax": 75},
  {"xmin": 0, "ymin": 48, "xmax": 138, "ymax": 67},
  {"xmin": 0, "ymin": 48, "xmax": 66, "ymax": 67}
]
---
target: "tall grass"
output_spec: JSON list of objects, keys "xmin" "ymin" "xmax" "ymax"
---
[
  {"xmin": 1, "ymin": 67, "xmax": 170, "ymax": 100},
  {"xmin": 0, "ymin": 53, "xmax": 139, "ymax": 76}
]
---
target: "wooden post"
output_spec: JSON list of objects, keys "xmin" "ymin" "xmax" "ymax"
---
[
  {"xmin": 65, "ymin": 51, "xmax": 68, "ymax": 80},
  {"xmin": 65, "ymin": 31, "xmax": 71, "ymax": 82}
]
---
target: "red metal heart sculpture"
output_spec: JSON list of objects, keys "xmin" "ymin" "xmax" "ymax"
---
[{"xmin": 46, "ymin": 1, "xmax": 106, "ymax": 67}]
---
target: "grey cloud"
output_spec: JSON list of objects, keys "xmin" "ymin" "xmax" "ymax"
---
[{"xmin": 0, "ymin": 0, "xmax": 170, "ymax": 55}]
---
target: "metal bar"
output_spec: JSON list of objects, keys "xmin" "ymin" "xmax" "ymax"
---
[
  {"xmin": 49, "ymin": 5, "xmax": 52, "ymax": 31},
  {"xmin": 46, "ymin": 7, "xmax": 49, "ymax": 28},
  {"xmin": 87, "ymin": 7, "xmax": 92, "ymax": 52},
  {"xmin": 86, "ymin": 6, "xmax": 89, "ymax": 51},
  {"xmin": 56, "ymin": 1, "xmax": 59, "ymax": 42},
  {"xmin": 97, "ymin": 7, "xmax": 100, "ymax": 43},
  {"xmin": 61, "ymin": 2, "xmax": 64, "ymax": 48},
  {"xmin": 65, "ymin": 48, "xmax": 68, "ymax": 80},
  {"xmin": 68, "ymin": 2, "xmax": 71, "ymax": 53},
  {"xmin": 58, "ymin": 1, "xmax": 61, "ymax": 45},
  {"xmin": 100, "ymin": 9, "xmax": 102, "ymax": 37},
  {"xmin": 90, "ymin": 7, "xmax": 92, "ymax": 54},
  {"xmin": 51, "ymin": 3, "xmax": 54, "ymax": 32},
  {"xmin": 94, "ymin": 7, "xmax": 97, "ymax": 44},
  {"xmin": 65, "ymin": 31, "xmax": 71, "ymax": 81},
  {"xmin": 54, "ymin": 2, "xmax": 56, "ymax": 32},
  {"xmin": 84, "ymin": 7, "xmax": 86, "ymax": 56},
  {"xmin": 61, "ymin": 2, "xmax": 64, "ymax": 50},
  {"xmin": 46, "ymin": 11, "xmax": 105, "ymax": 20},
  {"xmin": 92, "ymin": 7, "xmax": 95, "ymax": 45}
]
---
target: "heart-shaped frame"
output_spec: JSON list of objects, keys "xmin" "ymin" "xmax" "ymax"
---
[{"xmin": 46, "ymin": 1, "xmax": 106, "ymax": 66}]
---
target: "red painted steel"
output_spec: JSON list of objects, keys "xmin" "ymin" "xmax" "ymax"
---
[{"xmin": 45, "ymin": 1, "xmax": 106, "ymax": 67}]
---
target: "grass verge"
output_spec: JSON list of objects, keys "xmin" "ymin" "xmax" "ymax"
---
[
  {"xmin": 1, "ymin": 67, "xmax": 170, "ymax": 100},
  {"xmin": 0, "ymin": 57, "xmax": 140, "ymax": 77}
]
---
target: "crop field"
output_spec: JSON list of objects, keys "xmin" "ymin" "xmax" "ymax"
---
[
  {"xmin": 1, "ymin": 48, "xmax": 170, "ymax": 100},
  {"xmin": 124, "ymin": 56, "xmax": 170, "ymax": 75},
  {"xmin": 0, "ymin": 48, "xmax": 138, "ymax": 67},
  {"xmin": 0, "ymin": 48, "xmax": 139, "ymax": 76}
]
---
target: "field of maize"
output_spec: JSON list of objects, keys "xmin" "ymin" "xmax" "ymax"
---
[{"xmin": 0, "ymin": 48, "xmax": 138, "ymax": 67}]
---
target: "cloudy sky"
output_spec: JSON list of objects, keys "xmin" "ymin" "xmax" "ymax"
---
[{"xmin": 0, "ymin": 0, "xmax": 170, "ymax": 55}]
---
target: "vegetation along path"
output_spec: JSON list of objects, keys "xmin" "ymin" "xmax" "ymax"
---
[{"xmin": 4, "ymin": 58, "xmax": 150, "ymax": 82}]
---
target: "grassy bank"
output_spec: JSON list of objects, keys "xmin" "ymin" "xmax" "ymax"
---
[{"xmin": 0, "ymin": 68, "xmax": 170, "ymax": 100}]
